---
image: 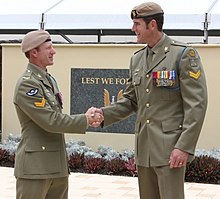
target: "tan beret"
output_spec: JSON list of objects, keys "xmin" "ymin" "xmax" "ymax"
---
[
  {"xmin": 21, "ymin": 30, "xmax": 51, "ymax": 53},
  {"xmin": 131, "ymin": 2, "xmax": 164, "ymax": 19}
]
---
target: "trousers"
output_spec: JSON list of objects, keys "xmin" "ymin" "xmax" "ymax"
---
[
  {"xmin": 16, "ymin": 176, "xmax": 68, "ymax": 199},
  {"xmin": 137, "ymin": 165, "xmax": 185, "ymax": 199}
]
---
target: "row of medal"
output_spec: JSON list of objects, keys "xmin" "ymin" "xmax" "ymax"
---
[{"xmin": 152, "ymin": 70, "xmax": 176, "ymax": 87}]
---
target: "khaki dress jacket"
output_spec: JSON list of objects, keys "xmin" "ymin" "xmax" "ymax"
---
[
  {"xmin": 102, "ymin": 34, "xmax": 208, "ymax": 167},
  {"xmin": 13, "ymin": 63, "xmax": 87, "ymax": 179}
]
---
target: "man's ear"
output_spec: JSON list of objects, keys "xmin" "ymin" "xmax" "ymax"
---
[
  {"xmin": 151, "ymin": 19, "xmax": 157, "ymax": 29},
  {"xmin": 29, "ymin": 48, "xmax": 38, "ymax": 58}
]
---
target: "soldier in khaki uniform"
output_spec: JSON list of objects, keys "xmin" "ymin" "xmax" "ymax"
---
[
  {"xmin": 13, "ymin": 30, "xmax": 103, "ymax": 199},
  {"xmin": 95, "ymin": 2, "xmax": 208, "ymax": 199}
]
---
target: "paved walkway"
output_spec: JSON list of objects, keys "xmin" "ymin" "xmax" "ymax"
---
[{"xmin": 1, "ymin": 167, "xmax": 219, "ymax": 199}]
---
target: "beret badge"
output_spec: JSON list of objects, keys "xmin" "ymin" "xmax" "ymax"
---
[{"xmin": 131, "ymin": 10, "xmax": 137, "ymax": 18}]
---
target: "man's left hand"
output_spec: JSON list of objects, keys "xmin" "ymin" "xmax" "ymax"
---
[{"xmin": 169, "ymin": 148, "xmax": 189, "ymax": 168}]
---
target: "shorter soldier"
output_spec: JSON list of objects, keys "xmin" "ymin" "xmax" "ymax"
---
[
  {"xmin": 13, "ymin": 30, "xmax": 103, "ymax": 199},
  {"xmin": 93, "ymin": 2, "xmax": 208, "ymax": 199}
]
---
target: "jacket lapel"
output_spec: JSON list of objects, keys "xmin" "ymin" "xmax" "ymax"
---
[
  {"xmin": 136, "ymin": 47, "xmax": 148, "ymax": 74},
  {"xmin": 146, "ymin": 35, "xmax": 172, "ymax": 73},
  {"xmin": 27, "ymin": 63, "xmax": 51, "ymax": 88}
]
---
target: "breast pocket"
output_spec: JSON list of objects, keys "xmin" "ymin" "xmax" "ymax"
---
[
  {"xmin": 132, "ymin": 75, "xmax": 141, "ymax": 101},
  {"xmin": 133, "ymin": 75, "xmax": 141, "ymax": 86},
  {"xmin": 43, "ymin": 88, "xmax": 59, "ymax": 109},
  {"xmin": 24, "ymin": 141, "xmax": 61, "ymax": 175}
]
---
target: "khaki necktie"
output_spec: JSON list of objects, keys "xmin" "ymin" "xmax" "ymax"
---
[
  {"xmin": 147, "ymin": 48, "xmax": 154, "ymax": 67},
  {"xmin": 46, "ymin": 73, "xmax": 55, "ymax": 92}
]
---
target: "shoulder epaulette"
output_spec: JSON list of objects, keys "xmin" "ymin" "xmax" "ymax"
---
[
  {"xmin": 171, "ymin": 40, "xmax": 188, "ymax": 48},
  {"xmin": 22, "ymin": 69, "xmax": 32, "ymax": 80},
  {"xmin": 134, "ymin": 46, "xmax": 147, "ymax": 54}
]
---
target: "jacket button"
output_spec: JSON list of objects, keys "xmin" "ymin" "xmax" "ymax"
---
[
  {"xmin": 42, "ymin": 146, "xmax": 46, "ymax": 150},
  {"xmin": 146, "ymin": 74, "xmax": 150, "ymax": 78},
  {"xmin": 146, "ymin": 120, "xmax": 150, "ymax": 123},
  {"xmin": 146, "ymin": 103, "xmax": 150, "ymax": 108},
  {"xmin": 146, "ymin": 88, "xmax": 150, "ymax": 93},
  {"xmin": 179, "ymin": 124, "xmax": 182, "ymax": 129}
]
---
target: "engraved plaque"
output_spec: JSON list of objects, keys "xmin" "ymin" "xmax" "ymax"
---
[{"xmin": 71, "ymin": 68, "xmax": 136, "ymax": 133}]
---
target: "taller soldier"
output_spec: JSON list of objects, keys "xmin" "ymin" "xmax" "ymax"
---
[
  {"xmin": 13, "ymin": 30, "xmax": 103, "ymax": 199},
  {"xmin": 95, "ymin": 2, "xmax": 208, "ymax": 199}
]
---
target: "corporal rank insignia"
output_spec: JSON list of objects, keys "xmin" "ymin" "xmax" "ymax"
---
[
  {"xmin": 189, "ymin": 70, "xmax": 201, "ymax": 80},
  {"xmin": 34, "ymin": 97, "xmax": 46, "ymax": 107},
  {"xmin": 153, "ymin": 70, "xmax": 176, "ymax": 87},
  {"xmin": 26, "ymin": 88, "xmax": 38, "ymax": 96}
]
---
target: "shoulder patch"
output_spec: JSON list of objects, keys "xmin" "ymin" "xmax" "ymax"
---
[
  {"xmin": 134, "ymin": 46, "xmax": 147, "ymax": 54},
  {"xmin": 188, "ymin": 49, "xmax": 196, "ymax": 57},
  {"xmin": 186, "ymin": 48, "xmax": 200, "ymax": 67},
  {"xmin": 26, "ymin": 88, "xmax": 38, "ymax": 96}
]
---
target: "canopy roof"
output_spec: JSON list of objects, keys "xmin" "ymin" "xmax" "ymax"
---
[{"xmin": 0, "ymin": 0, "xmax": 219, "ymax": 43}]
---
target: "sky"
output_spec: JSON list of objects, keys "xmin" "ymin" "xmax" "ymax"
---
[
  {"xmin": 0, "ymin": 0, "xmax": 219, "ymax": 35},
  {"xmin": 0, "ymin": 0, "xmax": 219, "ymax": 15}
]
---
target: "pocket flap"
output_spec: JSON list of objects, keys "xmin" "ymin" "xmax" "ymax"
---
[
  {"xmin": 162, "ymin": 117, "xmax": 183, "ymax": 132},
  {"xmin": 25, "ymin": 142, "xmax": 60, "ymax": 152},
  {"xmin": 133, "ymin": 75, "xmax": 141, "ymax": 86}
]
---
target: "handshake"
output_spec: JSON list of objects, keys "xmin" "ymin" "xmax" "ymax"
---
[{"xmin": 85, "ymin": 107, "xmax": 104, "ymax": 128}]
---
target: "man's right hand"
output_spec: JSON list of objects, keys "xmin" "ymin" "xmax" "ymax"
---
[{"xmin": 85, "ymin": 107, "xmax": 104, "ymax": 127}]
